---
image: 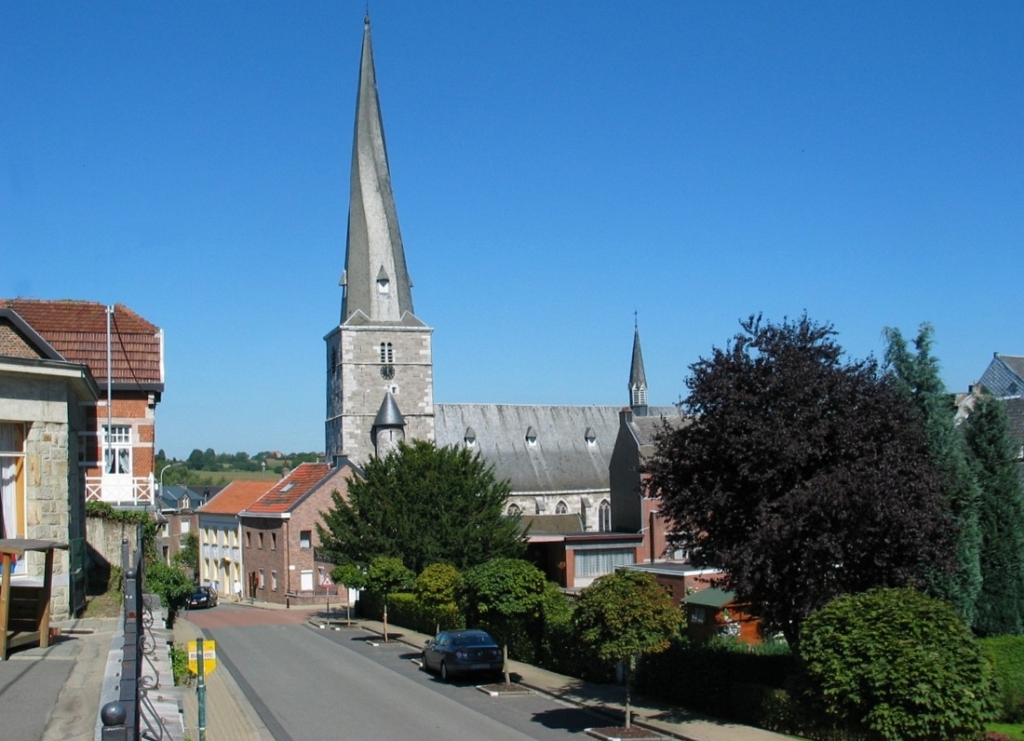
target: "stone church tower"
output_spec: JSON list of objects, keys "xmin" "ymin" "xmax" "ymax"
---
[{"xmin": 325, "ymin": 17, "xmax": 434, "ymax": 464}]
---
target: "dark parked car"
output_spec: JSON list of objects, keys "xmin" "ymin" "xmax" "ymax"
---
[
  {"xmin": 421, "ymin": 629, "xmax": 503, "ymax": 681},
  {"xmin": 187, "ymin": 585, "xmax": 218, "ymax": 609}
]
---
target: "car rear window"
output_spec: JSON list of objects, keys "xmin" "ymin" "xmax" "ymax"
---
[{"xmin": 452, "ymin": 634, "xmax": 491, "ymax": 646}]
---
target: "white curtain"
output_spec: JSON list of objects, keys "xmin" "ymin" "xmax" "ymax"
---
[
  {"xmin": 1, "ymin": 423, "xmax": 20, "ymax": 540},
  {"xmin": 574, "ymin": 548, "xmax": 635, "ymax": 578}
]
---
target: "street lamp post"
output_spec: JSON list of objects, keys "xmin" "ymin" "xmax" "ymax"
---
[{"xmin": 159, "ymin": 461, "xmax": 187, "ymax": 498}]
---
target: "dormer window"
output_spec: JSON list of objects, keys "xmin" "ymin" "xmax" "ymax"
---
[
  {"xmin": 464, "ymin": 427, "xmax": 477, "ymax": 448},
  {"xmin": 525, "ymin": 427, "xmax": 537, "ymax": 447},
  {"xmin": 376, "ymin": 266, "xmax": 390, "ymax": 295},
  {"xmin": 584, "ymin": 427, "xmax": 597, "ymax": 446}
]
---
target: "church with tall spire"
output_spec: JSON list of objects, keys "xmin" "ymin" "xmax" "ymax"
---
[
  {"xmin": 324, "ymin": 19, "xmax": 682, "ymax": 578},
  {"xmin": 325, "ymin": 16, "xmax": 434, "ymax": 466}
]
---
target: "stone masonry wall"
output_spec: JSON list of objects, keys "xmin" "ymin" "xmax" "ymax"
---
[{"xmin": 334, "ymin": 324, "xmax": 433, "ymax": 464}]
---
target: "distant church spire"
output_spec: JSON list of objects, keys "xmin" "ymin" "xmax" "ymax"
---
[
  {"xmin": 340, "ymin": 15, "xmax": 415, "ymax": 324},
  {"xmin": 629, "ymin": 319, "xmax": 648, "ymax": 416}
]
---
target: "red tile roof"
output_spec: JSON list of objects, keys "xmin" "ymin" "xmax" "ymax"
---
[
  {"xmin": 0, "ymin": 299, "xmax": 162, "ymax": 386},
  {"xmin": 199, "ymin": 480, "xmax": 277, "ymax": 516},
  {"xmin": 244, "ymin": 463, "xmax": 332, "ymax": 515}
]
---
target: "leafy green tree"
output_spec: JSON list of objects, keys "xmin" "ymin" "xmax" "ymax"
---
[
  {"xmin": 964, "ymin": 395, "xmax": 1024, "ymax": 636},
  {"xmin": 574, "ymin": 570, "xmax": 683, "ymax": 729},
  {"xmin": 346, "ymin": 556, "xmax": 413, "ymax": 642},
  {"xmin": 647, "ymin": 314, "xmax": 954, "ymax": 647},
  {"xmin": 414, "ymin": 563, "xmax": 461, "ymax": 634},
  {"xmin": 884, "ymin": 324, "xmax": 983, "ymax": 625},
  {"xmin": 799, "ymin": 588, "xmax": 995, "ymax": 741},
  {"xmin": 186, "ymin": 448, "xmax": 205, "ymax": 470},
  {"xmin": 172, "ymin": 532, "xmax": 199, "ymax": 579},
  {"xmin": 460, "ymin": 558, "xmax": 547, "ymax": 684},
  {"xmin": 318, "ymin": 440, "xmax": 525, "ymax": 574},
  {"xmin": 145, "ymin": 561, "xmax": 194, "ymax": 618}
]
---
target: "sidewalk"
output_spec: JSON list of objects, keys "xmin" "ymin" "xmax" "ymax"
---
[
  {"xmin": 173, "ymin": 617, "xmax": 275, "ymax": 741},
  {"xmin": 0, "ymin": 616, "xmax": 118, "ymax": 741}
]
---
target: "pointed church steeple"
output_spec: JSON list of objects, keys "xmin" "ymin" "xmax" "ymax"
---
[
  {"xmin": 326, "ymin": 18, "xmax": 434, "ymax": 466},
  {"xmin": 341, "ymin": 16, "xmax": 415, "ymax": 324},
  {"xmin": 629, "ymin": 321, "xmax": 648, "ymax": 416}
]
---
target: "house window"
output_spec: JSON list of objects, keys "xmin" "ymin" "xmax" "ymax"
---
[
  {"xmin": 379, "ymin": 342, "xmax": 394, "ymax": 363},
  {"xmin": 0, "ymin": 424, "xmax": 26, "ymax": 555},
  {"xmin": 258, "ymin": 532, "xmax": 264, "ymax": 549},
  {"xmin": 271, "ymin": 570, "xmax": 278, "ymax": 591},
  {"xmin": 691, "ymin": 607, "xmax": 707, "ymax": 624},
  {"xmin": 507, "ymin": 503, "xmax": 521, "ymax": 517},
  {"xmin": 258, "ymin": 569, "xmax": 265, "ymax": 589},
  {"xmin": 245, "ymin": 531, "xmax": 251, "ymax": 548},
  {"xmin": 102, "ymin": 425, "xmax": 132, "ymax": 475},
  {"xmin": 555, "ymin": 501, "xmax": 568, "ymax": 515},
  {"xmin": 271, "ymin": 533, "xmax": 277, "ymax": 550},
  {"xmin": 300, "ymin": 531, "xmax": 311, "ymax": 549},
  {"xmin": 574, "ymin": 548, "xmax": 635, "ymax": 579},
  {"xmin": 598, "ymin": 500, "xmax": 611, "ymax": 532},
  {"xmin": 181, "ymin": 520, "xmax": 190, "ymax": 534}
]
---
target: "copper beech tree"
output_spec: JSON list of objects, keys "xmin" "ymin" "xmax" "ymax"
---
[{"xmin": 646, "ymin": 315, "xmax": 954, "ymax": 647}]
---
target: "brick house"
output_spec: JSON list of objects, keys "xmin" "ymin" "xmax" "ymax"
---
[
  {"xmin": 240, "ymin": 462, "xmax": 355, "ymax": 605},
  {"xmin": 197, "ymin": 480, "xmax": 275, "ymax": 598},
  {"xmin": 0, "ymin": 300, "xmax": 164, "ymax": 508}
]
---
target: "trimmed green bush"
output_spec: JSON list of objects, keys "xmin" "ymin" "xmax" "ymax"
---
[
  {"xmin": 800, "ymin": 587, "xmax": 995, "ymax": 741},
  {"xmin": 635, "ymin": 637, "xmax": 795, "ymax": 722}
]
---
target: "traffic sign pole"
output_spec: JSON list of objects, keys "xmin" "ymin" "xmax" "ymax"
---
[{"xmin": 197, "ymin": 637, "xmax": 206, "ymax": 741}]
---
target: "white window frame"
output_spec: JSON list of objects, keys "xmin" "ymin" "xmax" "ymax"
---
[{"xmin": 102, "ymin": 425, "xmax": 132, "ymax": 475}]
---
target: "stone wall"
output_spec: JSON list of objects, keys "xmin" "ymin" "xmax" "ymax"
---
[{"xmin": 86, "ymin": 515, "xmax": 143, "ymax": 573}]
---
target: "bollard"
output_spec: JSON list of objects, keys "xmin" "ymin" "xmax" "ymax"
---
[{"xmin": 100, "ymin": 702, "xmax": 128, "ymax": 741}]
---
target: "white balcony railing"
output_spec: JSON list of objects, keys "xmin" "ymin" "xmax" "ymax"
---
[
  {"xmin": 85, "ymin": 475, "xmax": 155, "ymax": 506},
  {"xmin": 201, "ymin": 544, "xmax": 241, "ymax": 563}
]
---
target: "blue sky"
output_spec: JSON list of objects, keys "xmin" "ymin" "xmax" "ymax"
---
[{"xmin": 2, "ymin": 2, "xmax": 1021, "ymax": 459}]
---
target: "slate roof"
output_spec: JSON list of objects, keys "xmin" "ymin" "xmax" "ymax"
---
[
  {"xmin": 521, "ymin": 514, "xmax": 585, "ymax": 535},
  {"xmin": 434, "ymin": 404, "xmax": 621, "ymax": 494},
  {"xmin": 0, "ymin": 299, "xmax": 163, "ymax": 389},
  {"xmin": 158, "ymin": 485, "xmax": 206, "ymax": 512},
  {"xmin": 682, "ymin": 587, "xmax": 736, "ymax": 608},
  {"xmin": 199, "ymin": 480, "xmax": 277, "ymax": 516},
  {"xmin": 979, "ymin": 353, "xmax": 1024, "ymax": 398},
  {"xmin": 625, "ymin": 407, "xmax": 687, "ymax": 459}
]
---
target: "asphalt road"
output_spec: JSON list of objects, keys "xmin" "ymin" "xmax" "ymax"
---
[{"xmin": 189, "ymin": 605, "xmax": 604, "ymax": 741}]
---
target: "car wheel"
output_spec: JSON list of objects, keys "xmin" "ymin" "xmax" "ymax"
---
[
  {"xmin": 420, "ymin": 653, "xmax": 429, "ymax": 672},
  {"xmin": 440, "ymin": 661, "xmax": 449, "ymax": 682}
]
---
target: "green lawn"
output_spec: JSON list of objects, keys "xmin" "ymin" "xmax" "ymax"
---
[{"xmin": 988, "ymin": 723, "xmax": 1024, "ymax": 740}]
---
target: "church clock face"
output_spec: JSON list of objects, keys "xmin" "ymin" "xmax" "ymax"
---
[{"xmin": 380, "ymin": 364, "xmax": 395, "ymax": 380}]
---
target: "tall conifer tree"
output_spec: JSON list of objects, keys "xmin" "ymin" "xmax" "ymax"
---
[
  {"xmin": 963, "ymin": 395, "xmax": 1024, "ymax": 636},
  {"xmin": 884, "ymin": 324, "xmax": 982, "ymax": 626}
]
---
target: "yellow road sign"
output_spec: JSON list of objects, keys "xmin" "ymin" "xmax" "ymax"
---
[{"xmin": 187, "ymin": 639, "xmax": 217, "ymax": 675}]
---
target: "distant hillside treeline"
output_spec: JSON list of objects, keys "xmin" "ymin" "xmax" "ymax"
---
[{"xmin": 156, "ymin": 448, "xmax": 322, "ymax": 474}]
